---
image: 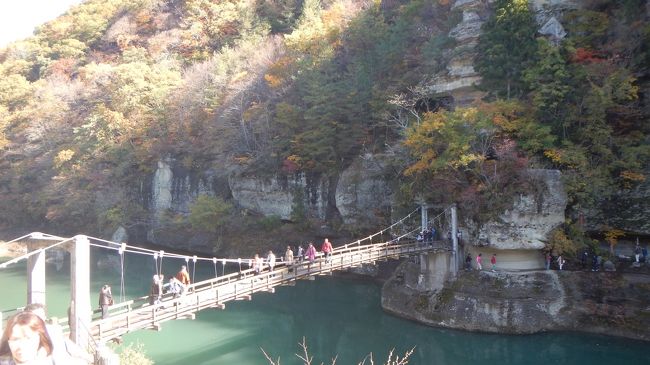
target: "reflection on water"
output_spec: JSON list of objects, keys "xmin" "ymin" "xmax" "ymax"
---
[{"xmin": 1, "ymin": 248, "xmax": 647, "ymax": 365}]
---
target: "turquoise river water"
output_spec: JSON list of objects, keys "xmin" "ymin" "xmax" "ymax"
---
[{"xmin": 0, "ymin": 247, "xmax": 647, "ymax": 364}]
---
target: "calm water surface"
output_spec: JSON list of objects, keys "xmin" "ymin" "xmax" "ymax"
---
[{"xmin": 0, "ymin": 248, "xmax": 647, "ymax": 365}]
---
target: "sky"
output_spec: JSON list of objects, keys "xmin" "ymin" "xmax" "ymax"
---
[{"xmin": 0, "ymin": 0, "xmax": 83, "ymax": 47}]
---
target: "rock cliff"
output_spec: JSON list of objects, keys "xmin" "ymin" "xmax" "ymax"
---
[
  {"xmin": 382, "ymin": 262, "xmax": 650, "ymax": 341},
  {"xmin": 228, "ymin": 155, "xmax": 393, "ymax": 227},
  {"xmin": 144, "ymin": 154, "xmax": 393, "ymax": 248},
  {"xmin": 472, "ymin": 169, "xmax": 567, "ymax": 251}
]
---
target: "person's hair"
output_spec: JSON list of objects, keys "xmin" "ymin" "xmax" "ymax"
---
[
  {"xmin": 24, "ymin": 303, "xmax": 46, "ymax": 313},
  {"xmin": 0, "ymin": 312, "xmax": 53, "ymax": 357}
]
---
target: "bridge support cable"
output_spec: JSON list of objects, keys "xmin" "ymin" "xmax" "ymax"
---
[{"xmin": 119, "ymin": 243, "xmax": 126, "ymax": 303}]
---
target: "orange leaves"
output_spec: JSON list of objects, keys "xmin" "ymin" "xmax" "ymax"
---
[
  {"xmin": 620, "ymin": 170, "xmax": 645, "ymax": 182},
  {"xmin": 571, "ymin": 47, "xmax": 605, "ymax": 64}
]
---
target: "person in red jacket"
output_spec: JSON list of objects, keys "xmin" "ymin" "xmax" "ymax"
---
[
  {"xmin": 491, "ymin": 253, "xmax": 497, "ymax": 272},
  {"xmin": 321, "ymin": 238, "xmax": 333, "ymax": 263},
  {"xmin": 175, "ymin": 265, "xmax": 191, "ymax": 285}
]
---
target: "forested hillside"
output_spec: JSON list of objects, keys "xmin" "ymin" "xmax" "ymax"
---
[{"xmin": 0, "ymin": 0, "xmax": 648, "ymax": 256}]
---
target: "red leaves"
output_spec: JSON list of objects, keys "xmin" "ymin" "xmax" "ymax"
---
[{"xmin": 571, "ymin": 47, "xmax": 606, "ymax": 64}]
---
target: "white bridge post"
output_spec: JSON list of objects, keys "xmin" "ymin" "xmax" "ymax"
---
[
  {"xmin": 27, "ymin": 244, "xmax": 46, "ymax": 305},
  {"xmin": 419, "ymin": 204, "xmax": 429, "ymax": 277},
  {"xmin": 70, "ymin": 235, "xmax": 91, "ymax": 349},
  {"xmin": 420, "ymin": 204, "xmax": 428, "ymax": 233},
  {"xmin": 450, "ymin": 204, "xmax": 458, "ymax": 279}
]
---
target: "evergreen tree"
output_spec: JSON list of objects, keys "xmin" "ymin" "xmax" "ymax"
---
[{"xmin": 475, "ymin": 0, "xmax": 539, "ymax": 99}]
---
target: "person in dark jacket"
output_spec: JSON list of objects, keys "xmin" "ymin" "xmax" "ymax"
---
[{"xmin": 98, "ymin": 284, "xmax": 113, "ymax": 319}]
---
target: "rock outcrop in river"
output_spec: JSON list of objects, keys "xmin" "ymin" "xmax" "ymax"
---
[{"xmin": 382, "ymin": 262, "xmax": 650, "ymax": 341}]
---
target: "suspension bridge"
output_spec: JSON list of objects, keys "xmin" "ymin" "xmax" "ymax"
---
[{"xmin": 0, "ymin": 204, "xmax": 459, "ymax": 351}]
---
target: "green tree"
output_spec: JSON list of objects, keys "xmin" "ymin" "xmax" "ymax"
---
[
  {"xmin": 523, "ymin": 38, "xmax": 572, "ymax": 139},
  {"xmin": 475, "ymin": 0, "xmax": 539, "ymax": 99},
  {"xmin": 189, "ymin": 195, "xmax": 232, "ymax": 233}
]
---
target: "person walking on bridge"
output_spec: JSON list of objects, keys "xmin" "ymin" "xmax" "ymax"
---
[
  {"xmin": 297, "ymin": 245, "xmax": 304, "ymax": 263},
  {"xmin": 99, "ymin": 284, "xmax": 113, "ymax": 319},
  {"xmin": 150, "ymin": 274, "xmax": 164, "ymax": 306},
  {"xmin": 175, "ymin": 265, "xmax": 191, "ymax": 294},
  {"xmin": 306, "ymin": 243, "xmax": 317, "ymax": 269},
  {"xmin": 322, "ymin": 238, "xmax": 333, "ymax": 264},
  {"xmin": 285, "ymin": 246, "xmax": 294, "ymax": 272},
  {"xmin": 267, "ymin": 250, "xmax": 276, "ymax": 274}
]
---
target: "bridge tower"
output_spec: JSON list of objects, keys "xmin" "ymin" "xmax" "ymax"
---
[
  {"xmin": 70, "ymin": 235, "xmax": 92, "ymax": 349},
  {"xmin": 27, "ymin": 241, "xmax": 46, "ymax": 306},
  {"xmin": 417, "ymin": 203, "xmax": 459, "ymax": 284}
]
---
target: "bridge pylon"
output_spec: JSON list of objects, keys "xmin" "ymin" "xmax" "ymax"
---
[{"xmin": 70, "ymin": 235, "xmax": 91, "ymax": 349}]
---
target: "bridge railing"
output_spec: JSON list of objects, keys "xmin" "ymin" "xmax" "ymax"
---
[{"xmin": 3, "ymin": 239, "xmax": 450, "ymax": 336}]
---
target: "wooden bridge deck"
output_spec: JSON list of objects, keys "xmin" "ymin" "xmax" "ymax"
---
[{"xmin": 88, "ymin": 240, "xmax": 447, "ymax": 343}]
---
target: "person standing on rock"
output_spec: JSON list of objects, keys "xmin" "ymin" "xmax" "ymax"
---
[
  {"xmin": 476, "ymin": 253, "xmax": 483, "ymax": 270},
  {"xmin": 557, "ymin": 255, "xmax": 565, "ymax": 270},
  {"xmin": 634, "ymin": 244, "xmax": 641, "ymax": 263},
  {"xmin": 465, "ymin": 254, "xmax": 472, "ymax": 271},
  {"xmin": 545, "ymin": 252, "xmax": 552, "ymax": 270},
  {"xmin": 491, "ymin": 253, "xmax": 497, "ymax": 272}
]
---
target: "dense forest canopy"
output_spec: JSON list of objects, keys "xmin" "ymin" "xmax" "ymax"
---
[{"xmin": 0, "ymin": 0, "xmax": 648, "ymax": 256}]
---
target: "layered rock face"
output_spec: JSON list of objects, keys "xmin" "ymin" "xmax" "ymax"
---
[
  {"xmin": 383, "ymin": 263, "xmax": 650, "ymax": 340},
  {"xmin": 474, "ymin": 170, "xmax": 566, "ymax": 251},
  {"xmin": 428, "ymin": 0, "xmax": 487, "ymax": 104},
  {"xmin": 229, "ymin": 154, "xmax": 393, "ymax": 227},
  {"xmin": 462, "ymin": 169, "xmax": 567, "ymax": 270},
  {"xmin": 146, "ymin": 154, "xmax": 393, "ymax": 246},
  {"xmin": 427, "ymin": 0, "xmax": 578, "ymax": 104}
]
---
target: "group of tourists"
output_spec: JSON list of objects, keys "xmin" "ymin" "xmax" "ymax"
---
[
  {"xmin": 252, "ymin": 238, "xmax": 334, "ymax": 276},
  {"xmin": 0, "ymin": 303, "xmax": 94, "ymax": 365},
  {"xmin": 416, "ymin": 227, "xmax": 437, "ymax": 244},
  {"xmin": 147, "ymin": 265, "xmax": 191, "ymax": 307},
  {"xmin": 97, "ymin": 263, "xmax": 193, "ymax": 321},
  {"xmin": 465, "ymin": 253, "xmax": 497, "ymax": 272}
]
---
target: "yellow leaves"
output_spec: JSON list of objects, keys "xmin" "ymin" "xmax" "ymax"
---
[
  {"xmin": 285, "ymin": 0, "xmax": 361, "ymax": 64},
  {"xmin": 604, "ymin": 228, "xmax": 625, "ymax": 247},
  {"xmin": 54, "ymin": 149, "xmax": 76, "ymax": 169},
  {"xmin": 544, "ymin": 149, "xmax": 563, "ymax": 164},
  {"xmin": 455, "ymin": 153, "xmax": 484, "ymax": 168},
  {"xmin": 547, "ymin": 228, "xmax": 576, "ymax": 256},
  {"xmin": 0, "ymin": 74, "xmax": 33, "ymax": 110},
  {"xmin": 459, "ymin": 107, "xmax": 478, "ymax": 121}
]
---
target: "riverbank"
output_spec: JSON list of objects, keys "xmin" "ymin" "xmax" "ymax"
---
[
  {"xmin": 382, "ymin": 261, "xmax": 650, "ymax": 342},
  {"xmin": 0, "ymin": 240, "xmax": 27, "ymax": 260}
]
